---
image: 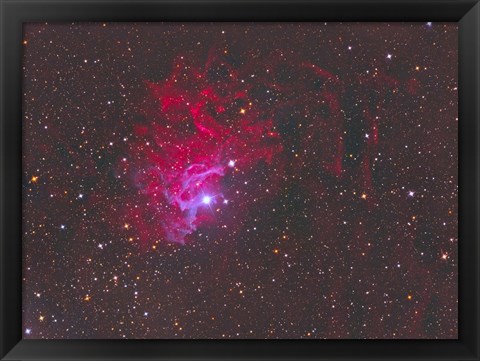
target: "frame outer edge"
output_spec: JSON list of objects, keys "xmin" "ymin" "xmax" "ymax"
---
[
  {"xmin": 1, "ymin": 0, "xmax": 7, "ymax": 358},
  {"xmin": 1, "ymin": 0, "xmax": 479, "ymax": 360},
  {"xmin": 475, "ymin": 2, "xmax": 479, "ymax": 359}
]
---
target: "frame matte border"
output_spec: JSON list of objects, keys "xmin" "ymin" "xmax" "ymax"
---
[{"xmin": 1, "ymin": 0, "xmax": 478, "ymax": 360}]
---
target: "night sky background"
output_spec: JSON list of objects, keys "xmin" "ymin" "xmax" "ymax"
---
[{"xmin": 22, "ymin": 22, "xmax": 458, "ymax": 339}]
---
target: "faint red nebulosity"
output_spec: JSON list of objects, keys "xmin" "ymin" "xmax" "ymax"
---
[{"xmin": 124, "ymin": 49, "xmax": 415, "ymax": 247}]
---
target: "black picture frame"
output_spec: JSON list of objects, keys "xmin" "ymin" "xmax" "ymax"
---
[{"xmin": 1, "ymin": 0, "xmax": 478, "ymax": 360}]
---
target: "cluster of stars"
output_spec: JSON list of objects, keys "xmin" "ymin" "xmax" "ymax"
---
[{"xmin": 22, "ymin": 22, "xmax": 457, "ymax": 339}]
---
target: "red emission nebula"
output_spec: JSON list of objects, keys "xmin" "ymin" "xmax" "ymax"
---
[
  {"xmin": 23, "ymin": 23, "xmax": 458, "ymax": 339},
  {"xmin": 128, "ymin": 50, "xmax": 417, "ymax": 246}
]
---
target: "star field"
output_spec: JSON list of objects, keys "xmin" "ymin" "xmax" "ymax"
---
[{"xmin": 22, "ymin": 22, "xmax": 458, "ymax": 339}]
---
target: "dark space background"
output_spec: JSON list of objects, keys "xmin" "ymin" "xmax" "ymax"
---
[{"xmin": 22, "ymin": 22, "xmax": 457, "ymax": 339}]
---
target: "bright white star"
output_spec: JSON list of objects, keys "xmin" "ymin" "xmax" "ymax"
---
[
  {"xmin": 202, "ymin": 196, "xmax": 212, "ymax": 205},
  {"xmin": 228, "ymin": 160, "xmax": 235, "ymax": 168}
]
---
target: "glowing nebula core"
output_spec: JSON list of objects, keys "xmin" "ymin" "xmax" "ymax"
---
[{"xmin": 126, "ymin": 50, "xmax": 289, "ymax": 245}]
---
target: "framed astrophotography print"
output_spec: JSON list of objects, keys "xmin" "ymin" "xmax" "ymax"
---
[{"xmin": 1, "ymin": 0, "xmax": 479, "ymax": 360}]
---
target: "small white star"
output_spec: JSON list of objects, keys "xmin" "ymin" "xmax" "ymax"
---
[
  {"xmin": 228, "ymin": 160, "xmax": 235, "ymax": 168},
  {"xmin": 25, "ymin": 328, "xmax": 31, "ymax": 335},
  {"xmin": 60, "ymin": 224, "xmax": 66, "ymax": 229},
  {"xmin": 223, "ymin": 199, "xmax": 229, "ymax": 205},
  {"xmin": 386, "ymin": 54, "xmax": 392, "ymax": 59},
  {"xmin": 426, "ymin": 22, "xmax": 432, "ymax": 27},
  {"xmin": 408, "ymin": 191, "xmax": 415, "ymax": 197},
  {"xmin": 78, "ymin": 194, "xmax": 84, "ymax": 199}
]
